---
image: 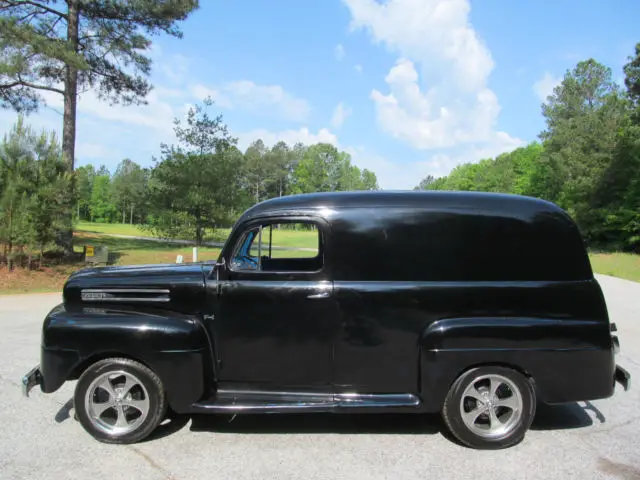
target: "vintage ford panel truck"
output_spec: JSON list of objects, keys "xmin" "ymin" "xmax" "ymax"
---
[{"xmin": 22, "ymin": 191, "xmax": 630, "ymax": 449}]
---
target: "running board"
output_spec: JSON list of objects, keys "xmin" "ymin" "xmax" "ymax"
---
[{"xmin": 191, "ymin": 390, "xmax": 421, "ymax": 413}]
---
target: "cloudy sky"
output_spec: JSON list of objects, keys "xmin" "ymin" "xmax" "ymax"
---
[{"xmin": 2, "ymin": 0, "xmax": 638, "ymax": 189}]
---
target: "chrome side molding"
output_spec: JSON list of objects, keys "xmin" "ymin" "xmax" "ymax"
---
[
  {"xmin": 191, "ymin": 390, "xmax": 421, "ymax": 413},
  {"xmin": 81, "ymin": 289, "xmax": 171, "ymax": 302}
]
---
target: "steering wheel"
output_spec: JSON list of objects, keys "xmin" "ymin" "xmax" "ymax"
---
[{"xmin": 241, "ymin": 255, "xmax": 258, "ymax": 266}]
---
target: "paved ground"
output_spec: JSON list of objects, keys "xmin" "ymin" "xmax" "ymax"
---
[{"xmin": 1, "ymin": 275, "xmax": 638, "ymax": 480}]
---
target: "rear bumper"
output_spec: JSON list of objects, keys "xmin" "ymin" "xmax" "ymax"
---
[
  {"xmin": 615, "ymin": 365, "xmax": 631, "ymax": 391},
  {"xmin": 22, "ymin": 365, "xmax": 42, "ymax": 397}
]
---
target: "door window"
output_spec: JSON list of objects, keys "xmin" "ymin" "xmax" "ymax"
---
[{"xmin": 230, "ymin": 221, "xmax": 322, "ymax": 273}]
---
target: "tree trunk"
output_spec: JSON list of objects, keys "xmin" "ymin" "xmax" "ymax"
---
[
  {"xmin": 7, "ymin": 197, "xmax": 13, "ymax": 271},
  {"xmin": 60, "ymin": 0, "xmax": 80, "ymax": 256},
  {"xmin": 130, "ymin": 204, "xmax": 133, "ymax": 224},
  {"xmin": 195, "ymin": 211, "xmax": 202, "ymax": 246},
  {"xmin": 122, "ymin": 207, "xmax": 125, "ymax": 224}
]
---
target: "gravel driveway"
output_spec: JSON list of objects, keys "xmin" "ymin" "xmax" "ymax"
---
[{"xmin": 1, "ymin": 274, "xmax": 638, "ymax": 480}]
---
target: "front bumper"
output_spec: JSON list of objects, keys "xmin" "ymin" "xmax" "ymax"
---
[
  {"xmin": 22, "ymin": 365, "xmax": 42, "ymax": 397},
  {"xmin": 615, "ymin": 365, "xmax": 631, "ymax": 391}
]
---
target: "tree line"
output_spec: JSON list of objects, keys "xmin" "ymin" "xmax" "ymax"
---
[
  {"xmin": 1, "ymin": 0, "xmax": 201, "ymax": 256},
  {"xmin": 0, "ymin": 97, "xmax": 379, "ymax": 266},
  {"xmin": 416, "ymin": 45, "xmax": 640, "ymax": 252}
]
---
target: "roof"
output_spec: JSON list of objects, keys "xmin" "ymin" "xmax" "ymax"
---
[{"xmin": 238, "ymin": 190, "xmax": 564, "ymax": 221}]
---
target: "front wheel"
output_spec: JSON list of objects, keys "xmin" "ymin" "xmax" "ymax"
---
[
  {"xmin": 74, "ymin": 358, "xmax": 167, "ymax": 444},
  {"xmin": 442, "ymin": 366, "xmax": 536, "ymax": 449}
]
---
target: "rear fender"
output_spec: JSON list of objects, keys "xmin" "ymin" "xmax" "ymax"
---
[{"xmin": 418, "ymin": 316, "xmax": 613, "ymax": 410}]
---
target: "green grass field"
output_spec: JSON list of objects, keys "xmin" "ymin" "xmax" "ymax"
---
[
  {"xmin": 2, "ymin": 222, "xmax": 638, "ymax": 294},
  {"xmin": 75, "ymin": 221, "xmax": 149, "ymax": 236},
  {"xmin": 589, "ymin": 252, "xmax": 640, "ymax": 283}
]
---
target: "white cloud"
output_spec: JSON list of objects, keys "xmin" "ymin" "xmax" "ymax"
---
[
  {"xmin": 335, "ymin": 44, "xmax": 346, "ymax": 61},
  {"xmin": 76, "ymin": 142, "xmax": 111, "ymax": 159},
  {"xmin": 236, "ymin": 127, "xmax": 338, "ymax": 152},
  {"xmin": 330, "ymin": 102, "xmax": 352, "ymax": 128},
  {"xmin": 343, "ymin": 0, "xmax": 521, "ymax": 156},
  {"xmin": 346, "ymin": 146, "xmax": 433, "ymax": 189},
  {"xmin": 533, "ymin": 72, "xmax": 562, "ymax": 102},
  {"xmin": 157, "ymin": 53, "xmax": 191, "ymax": 84},
  {"xmin": 190, "ymin": 80, "xmax": 310, "ymax": 122},
  {"xmin": 354, "ymin": 64, "xmax": 363, "ymax": 73},
  {"xmin": 346, "ymin": 136, "xmax": 523, "ymax": 190},
  {"xmin": 189, "ymin": 84, "xmax": 233, "ymax": 109},
  {"xmin": 344, "ymin": 0, "xmax": 493, "ymax": 92},
  {"xmin": 370, "ymin": 58, "xmax": 517, "ymax": 149}
]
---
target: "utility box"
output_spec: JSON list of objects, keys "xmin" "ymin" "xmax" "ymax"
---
[{"xmin": 84, "ymin": 245, "xmax": 109, "ymax": 265}]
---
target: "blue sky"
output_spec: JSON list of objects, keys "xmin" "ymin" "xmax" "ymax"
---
[{"xmin": 2, "ymin": 0, "xmax": 639, "ymax": 189}]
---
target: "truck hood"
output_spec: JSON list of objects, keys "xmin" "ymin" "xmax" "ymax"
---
[{"xmin": 63, "ymin": 262, "xmax": 215, "ymax": 314}]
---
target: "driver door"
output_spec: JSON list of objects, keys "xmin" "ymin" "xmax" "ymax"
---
[{"xmin": 214, "ymin": 217, "xmax": 338, "ymax": 391}]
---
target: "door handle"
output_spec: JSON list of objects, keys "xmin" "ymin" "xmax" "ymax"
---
[{"xmin": 307, "ymin": 292, "xmax": 330, "ymax": 299}]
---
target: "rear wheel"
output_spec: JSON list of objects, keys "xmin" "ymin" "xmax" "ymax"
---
[
  {"xmin": 442, "ymin": 366, "xmax": 536, "ymax": 449},
  {"xmin": 74, "ymin": 358, "xmax": 167, "ymax": 444}
]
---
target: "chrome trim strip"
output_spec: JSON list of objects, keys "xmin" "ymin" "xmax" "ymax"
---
[
  {"xmin": 81, "ymin": 288, "xmax": 171, "ymax": 302},
  {"xmin": 335, "ymin": 393, "xmax": 421, "ymax": 407},
  {"xmin": 83, "ymin": 297, "xmax": 172, "ymax": 302},
  {"xmin": 82, "ymin": 289, "xmax": 171, "ymax": 294},
  {"xmin": 192, "ymin": 391, "xmax": 421, "ymax": 412}
]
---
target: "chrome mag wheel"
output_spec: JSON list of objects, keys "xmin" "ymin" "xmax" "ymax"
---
[
  {"xmin": 85, "ymin": 370, "xmax": 150, "ymax": 436},
  {"xmin": 459, "ymin": 373, "xmax": 523, "ymax": 438}
]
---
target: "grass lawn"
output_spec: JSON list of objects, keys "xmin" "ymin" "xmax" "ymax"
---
[
  {"xmin": 75, "ymin": 222, "xmax": 319, "ymax": 249},
  {"xmin": 589, "ymin": 252, "xmax": 640, "ymax": 283},
  {"xmin": 75, "ymin": 221, "xmax": 149, "ymax": 237}
]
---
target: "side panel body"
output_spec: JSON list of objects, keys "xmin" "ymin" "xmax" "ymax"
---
[{"xmin": 331, "ymin": 280, "xmax": 613, "ymax": 409}]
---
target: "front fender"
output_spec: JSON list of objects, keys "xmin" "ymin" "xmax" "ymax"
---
[{"xmin": 41, "ymin": 303, "xmax": 214, "ymax": 412}]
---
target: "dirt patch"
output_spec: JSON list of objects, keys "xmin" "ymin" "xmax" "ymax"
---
[
  {"xmin": 0, "ymin": 264, "xmax": 79, "ymax": 294},
  {"xmin": 597, "ymin": 457, "xmax": 640, "ymax": 479}
]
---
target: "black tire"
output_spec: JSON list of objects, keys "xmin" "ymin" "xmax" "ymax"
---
[
  {"xmin": 74, "ymin": 358, "xmax": 167, "ymax": 444},
  {"xmin": 442, "ymin": 366, "xmax": 536, "ymax": 449}
]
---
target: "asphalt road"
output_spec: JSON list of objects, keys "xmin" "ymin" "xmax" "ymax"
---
[{"xmin": 1, "ymin": 274, "xmax": 639, "ymax": 480}]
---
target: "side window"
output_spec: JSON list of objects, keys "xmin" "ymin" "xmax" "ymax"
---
[{"xmin": 230, "ymin": 221, "xmax": 322, "ymax": 273}]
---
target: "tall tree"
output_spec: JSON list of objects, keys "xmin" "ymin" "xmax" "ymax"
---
[
  {"xmin": 291, "ymin": 143, "xmax": 379, "ymax": 194},
  {"xmin": 146, "ymin": 99, "xmax": 240, "ymax": 245},
  {"xmin": 89, "ymin": 173, "xmax": 115, "ymax": 223},
  {"xmin": 539, "ymin": 59, "xmax": 626, "ymax": 237},
  {"xmin": 623, "ymin": 43, "xmax": 640, "ymax": 109},
  {"xmin": 0, "ymin": 0, "xmax": 199, "ymax": 252},
  {"xmin": 244, "ymin": 139, "xmax": 268, "ymax": 203},
  {"xmin": 0, "ymin": 116, "xmax": 71, "ymax": 269},
  {"xmin": 111, "ymin": 158, "xmax": 146, "ymax": 224},
  {"xmin": 265, "ymin": 141, "xmax": 294, "ymax": 198},
  {"xmin": 415, "ymin": 175, "xmax": 436, "ymax": 190},
  {"xmin": 75, "ymin": 164, "xmax": 94, "ymax": 220}
]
